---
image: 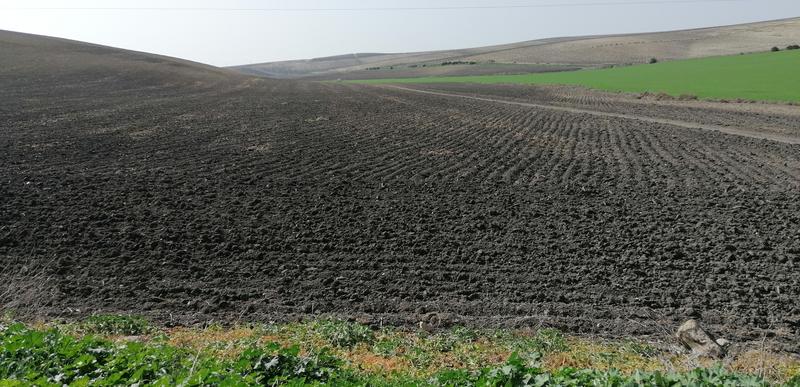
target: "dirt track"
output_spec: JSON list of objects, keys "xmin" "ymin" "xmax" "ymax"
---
[{"xmin": 2, "ymin": 72, "xmax": 800, "ymax": 350}]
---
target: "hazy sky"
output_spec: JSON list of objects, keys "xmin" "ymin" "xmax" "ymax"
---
[{"xmin": 1, "ymin": 0, "xmax": 799, "ymax": 66}]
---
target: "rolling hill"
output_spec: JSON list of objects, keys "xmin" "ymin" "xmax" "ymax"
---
[
  {"xmin": 0, "ymin": 29, "xmax": 244, "ymax": 91},
  {"xmin": 232, "ymin": 17, "xmax": 800, "ymax": 79}
]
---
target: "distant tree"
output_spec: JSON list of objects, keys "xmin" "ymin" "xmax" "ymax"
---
[
  {"xmin": 649, "ymin": 58, "xmax": 658, "ymax": 64},
  {"xmin": 771, "ymin": 46, "xmax": 781, "ymax": 52},
  {"xmin": 441, "ymin": 61, "xmax": 478, "ymax": 66}
]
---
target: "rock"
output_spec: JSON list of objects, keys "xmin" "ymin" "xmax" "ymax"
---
[
  {"xmin": 419, "ymin": 312, "xmax": 445, "ymax": 332},
  {"xmin": 715, "ymin": 338, "xmax": 731, "ymax": 348},
  {"xmin": 676, "ymin": 319, "xmax": 726, "ymax": 359}
]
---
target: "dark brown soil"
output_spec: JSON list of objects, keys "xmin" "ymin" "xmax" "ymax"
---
[{"xmin": 2, "ymin": 31, "xmax": 800, "ymax": 351}]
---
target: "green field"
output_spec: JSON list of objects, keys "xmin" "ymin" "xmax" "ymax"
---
[{"xmin": 348, "ymin": 50, "xmax": 800, "ymax": 102}]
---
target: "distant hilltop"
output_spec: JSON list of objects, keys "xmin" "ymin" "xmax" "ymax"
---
[{"xmin": 231, "ymin": 17, "xmax": 800, "ymax": 79}]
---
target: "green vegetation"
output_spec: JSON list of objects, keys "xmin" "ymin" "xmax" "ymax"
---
[
  {"xmin": 348, "ymin": 50, "xmax": 800, "ymax": 103},
  {"xmin": 1, "ymin": 317, "xmax": 799, "ymax": 385},
  {"xmin": 73, "ymin": 314, "xmax": 153, "ymax": 336}
]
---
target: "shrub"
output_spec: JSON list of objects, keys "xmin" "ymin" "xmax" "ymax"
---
[
  {"xmin": 787, "ymin": 44, "xmax": 800, "ymax": 50},
  {"xmin": 441, "ymin": 61, "xmax": 478, "ymax": 66},
  {"xmin": 649, "ymin": 58, "xmax": 658, "ymax": 64},
  {"xmin": 772, "ymin": 46, "xmax": 781, "ymax": 52}
]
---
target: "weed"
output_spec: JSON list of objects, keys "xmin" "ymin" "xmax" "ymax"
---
[
  {"xmin": 77, "ymin": 314, "xmax": 151, "ymax": 336},
  {"xmin": 621, "ymin": 340, "xmax": 659, "ymax": 358},
  {"xmin": 428, "ymin": 326, "xmax": 479, "ymax": 353},
  {"xmin": 372, "ymin": 335, "xmax": 403, "ymax": 357},
  {"xmin": 515, "ymin": 328, "xmax": 568, "ymax": 354},
  {"xmin": 313, "ymin": 319, "xmax": 375, "ymax": 348},
  {"xmin": 1, "ymin": 319, "xmax": 796, "ymax": 385},
  {"xmin": 0, "ymin": 322, "xmax": 350, "ymax": 385}
]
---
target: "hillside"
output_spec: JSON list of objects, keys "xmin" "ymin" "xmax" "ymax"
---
[
  {"xmin": 232, "ymin": 17, "xmax": 800, "ymax": 79},
  {"xmin": 0, "ymin": 29, "xmax": 244, "ymax": 91}
]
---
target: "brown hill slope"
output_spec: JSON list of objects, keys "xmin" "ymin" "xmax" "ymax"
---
[
  {"xmin": 0, "ymin": 29, "xmax": 244, "ymax": 91},
  {"xmin": 233, "ymin": 17, "xmax": 800, "ymax": 79}
]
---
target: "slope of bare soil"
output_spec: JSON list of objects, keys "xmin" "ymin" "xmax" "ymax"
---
[
  {"xmin": 2, "ymin": 31, "xmax": 800, "ymax": 351},
  {"xmin": 233, "ymin": 18, "xmax": 800, "ymax": 79},
  {"xmin": 0, "ymin": 29, "xmax": 244, "ymax": 89}
]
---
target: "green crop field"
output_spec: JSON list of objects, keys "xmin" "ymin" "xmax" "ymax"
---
[{"xmin": 348, "ymin": 50, "xmax": 800, "ymax": 103}]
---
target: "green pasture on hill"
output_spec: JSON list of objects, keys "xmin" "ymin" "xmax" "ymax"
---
[{"xmin": 348, "ymin": 50, "xmax": 800, "ymax": 103}]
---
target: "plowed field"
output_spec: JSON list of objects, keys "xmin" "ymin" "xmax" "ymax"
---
[{"xmin": 2, "ymin": 78, "xmax": 800, "ymax": 350}]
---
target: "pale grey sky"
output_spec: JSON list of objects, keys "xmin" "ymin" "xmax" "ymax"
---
[{"xmin": 1, "ymin": 0, "xmax": 799, "ymax": 67}]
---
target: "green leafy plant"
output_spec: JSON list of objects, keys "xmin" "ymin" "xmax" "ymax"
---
[
  {"xmin": 518, "ymin": 328, "xmax": 568, "ymax": 355},
  {"xmin": 314, "ymin": 320, "xmax": 375, "ymax": 348},
  {"xmin": 0, "ymin": 321, "xmax": 790, "ymax": 386},
  {"xmin": 428, "ymin": 326, "xmax": 480, "ymax": 353},
  {"xmin": 372, "ymin": 335, "xmax": 403, "ymax": 357},
  {"xmin": 0, "ymin": 322, "xmax": 350, "ymax": 386}
]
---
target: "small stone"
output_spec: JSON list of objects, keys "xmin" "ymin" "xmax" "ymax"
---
[
  {"xmin": 419, "ymin": 312, "xmax": 442, "ymax": 332},
  {"xmin": 676, "ymin": 319, "xmax": 726, "ymax": 359}
]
